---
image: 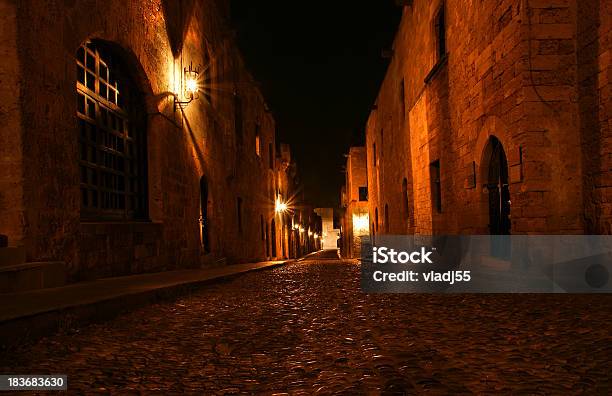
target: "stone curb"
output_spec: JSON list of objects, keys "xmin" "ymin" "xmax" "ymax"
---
[{"xmin": 0, "ymin": 260, "xmax": 293, "ymax": 351}]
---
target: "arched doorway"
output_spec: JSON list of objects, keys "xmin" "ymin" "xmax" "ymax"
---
[
  {"xmin": 199, "ymin": 176, "xmax": 210, "ymax": 252},
  {"xmin": 265, "ymin": 223, "xmax": 270, "ymax": 258},
  {"xmin": 484, "ymin": 136, "xmax": 511, "ymax": 235}
]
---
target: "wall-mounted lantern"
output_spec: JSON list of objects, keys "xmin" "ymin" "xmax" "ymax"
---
[
  {"xmin": 275, "ymin": 194, "xmax": 288, "ymax": 214},
  {"xmin": 175, "ymin": 62, "xmax": 200, "ymax": 109}
]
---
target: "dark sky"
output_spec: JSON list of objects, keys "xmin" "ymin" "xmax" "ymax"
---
[{"xmin": 231, "ymin": 1, "xmax": 402, "ymax": 208}]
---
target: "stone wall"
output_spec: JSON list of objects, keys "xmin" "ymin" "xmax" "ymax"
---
[
  {"xmin": 367, "ymin": 0, "xmax": 611, "ymax": 236},
  {"xmin": 1, "ymin": 0, "xmax": 282, "ymax": 280},
  {"xmin": 342, "ymin": 147, "xmax": 369, "ymax": 258},
  {"xmin": 0, "ymin": 1, "xmax": 25, "ymax": 246}
]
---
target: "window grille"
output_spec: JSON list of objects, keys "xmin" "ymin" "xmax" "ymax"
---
[{"xmin": 76, "ymin": 41, "xmax": 147, "ymax": 220}]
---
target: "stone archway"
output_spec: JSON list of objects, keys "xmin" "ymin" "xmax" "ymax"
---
[
  {"xmin": 271, "ymin": 218, "xmax": 277, "ymax": 258},
  {"xmin": 482, "ymin": 136, "xmax": 511, "ymax": 235},
  {"xmin": 472, "ymin": 116, "xmax": 515, "ymax": 234}
]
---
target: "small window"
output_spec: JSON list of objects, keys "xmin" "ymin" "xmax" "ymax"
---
[
  {"xmin": 402, "ymin": 178, "xmax": 409, "ymax": 219},
  {"xmin": 373, "ymin": 143, "xmax": 377, "ymax": 167},
  {"xmin": 430, "ymin": 160, "xmax": 442, "ymax": 213},
  {"xmin": 358, "ymin": 186, "xmax": 368, "ymax": 202},
  {"xmin": 435, "ymin": 5, "xmax": 446, "ymax": 61},
  {"xmin": 255, "ymin": 124, "xmax": 261, "ymax": 157}
]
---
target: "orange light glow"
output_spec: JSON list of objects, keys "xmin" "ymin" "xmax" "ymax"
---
[{"xmin": 185, "ymin": 77, "xmax": 198, "ymax": 96}]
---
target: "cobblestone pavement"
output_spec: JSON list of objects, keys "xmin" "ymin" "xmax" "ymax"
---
[{"xmin": 2, "ymin": 251, "xmax": 612, "ymax": 394}]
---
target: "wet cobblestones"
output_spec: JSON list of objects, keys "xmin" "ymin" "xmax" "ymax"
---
[{"xmin": 2, "ymin": 252, "xmax": 612, "ymax": 394}]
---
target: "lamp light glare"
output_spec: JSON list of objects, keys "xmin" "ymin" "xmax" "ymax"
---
[
  {"xmin": 352, "ymin": 213, "xmax": 370, "ymax": 234},
  {"xmin": 185, "ymin": 77, "xmax": 198, "ymax": 96},
  {"xmin": 275, "ymin": 197, "xmax": 288, "ymax": 213},
  {"xmin": 275, "ymin": 202, "xmax": 287, "ymax": 213}
]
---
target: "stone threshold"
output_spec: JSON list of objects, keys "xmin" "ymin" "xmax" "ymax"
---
[{"xmin": 0, "ymin": 260, "xmax": 292, "ymax": 349}]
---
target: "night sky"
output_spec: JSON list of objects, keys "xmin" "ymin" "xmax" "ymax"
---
[{"xmin": 231, "ymin": 1, "xmax": 402, "ymax": 208}]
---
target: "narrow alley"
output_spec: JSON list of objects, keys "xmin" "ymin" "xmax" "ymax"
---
[{"xmin": 2, "ymin": 0, "xmax": 612, "ymax": 393}]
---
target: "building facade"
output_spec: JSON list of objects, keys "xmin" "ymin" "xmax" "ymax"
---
[
  {"xmin": 0, "ymin": 0, "xmax": 295, "ymax": 289},
  {"xmin": 341, "ymin": 147, "xmax": 369, "ymax": 258},
  {"xmin": 367, "ymin": 0, "xmax": 612, "ymax": 236},
  {"xmin": 315, "ymin": 208, "xmax": 340, "ymax": 249}
]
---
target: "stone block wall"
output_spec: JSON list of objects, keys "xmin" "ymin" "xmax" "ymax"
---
[
  {"xmin": 0, "ymin": 0, "xmax": 283, "ymax": 281},
  {"xmin": 366, "ymin": 0, "xmax": 611, "ymax": 236},
  {"xmin": 0, "ymin": 1, "xmax": 25, "ymax": 247},
  {"xmin": 342, "ymin": 147, "xmax": 369, "ymax": 258}
]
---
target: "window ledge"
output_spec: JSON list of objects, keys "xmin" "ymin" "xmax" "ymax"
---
[{"xmin": 424, "ymin": 53, "xmax": 449, "ymax": 84}]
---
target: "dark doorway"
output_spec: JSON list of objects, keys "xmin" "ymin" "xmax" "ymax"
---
[
  {"xmin": 486, "ymin": 137, "xmax": 511, "ymax": 235},
  {"xmin": 271, "ymin": 219, "xmax": 277, "ymax": 258},
  {"xmin": 485, "ymin": 136, "xmax": 511, "ymax": 260},
  {"xmin": 199, "ymin": 176, "xmax": 210, "ymax": 252},
  {"xmin": 265, "ymin": 223, "xmax": 270, "ymax": 258}
]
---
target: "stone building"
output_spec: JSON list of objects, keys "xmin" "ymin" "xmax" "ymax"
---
[
  {"xmin": 0, "ymin": 0, "xmax": 295, "ymax": 291},
  {"xmin": 341, "ymin": 147, "xmax": 369, "ymax": 258},
  {"xmin": 315, "ymin": 208, "xmax": 340, "ymax": 249},
  {"xmin": 273, "ymin": 144, "xmax": 322, "ymax": 258},
  {"xmin": 367, "ymin": 0, "xmax": 612, "ymax": 236}
]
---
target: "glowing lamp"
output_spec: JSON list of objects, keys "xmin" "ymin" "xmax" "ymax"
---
[
  {"xmin": 185, "ymin": 76, "xmax": 198, "ymax": 97},
  {"xmin": 275, "ymin": 197, "xmax": 288, "ymax": 213},
  {"xmin": 175, "ymin": 62, "xmax": 199, "ymax": 109}
]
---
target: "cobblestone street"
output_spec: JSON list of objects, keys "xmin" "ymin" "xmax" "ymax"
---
[{"xmin": 2, "ymin": 251, "xmax": 611, "ymax": 394}]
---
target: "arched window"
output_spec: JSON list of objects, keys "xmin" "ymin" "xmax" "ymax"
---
[
  {"xmin": 255, "ymin": 124, "xmax": 261, "ymax": 157},
  {"xmin": 76, "ymin": 41, "xmax": 147, "ymax": 220}
]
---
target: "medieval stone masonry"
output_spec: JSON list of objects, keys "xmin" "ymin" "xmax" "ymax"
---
[
  {"xmin": 366, "ymin": 0, "xmax": 612, "ymax": 236},
  {"xmin": 341, "ymin": 147, "xmax": 369, "ymax": 258},
  {"xmin": 0, "ymin": 0, "xmax": 313, "ymax": 288}
]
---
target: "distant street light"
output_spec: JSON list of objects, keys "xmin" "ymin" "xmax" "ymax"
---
[{"xmin": 275, "ymin": 196, "xmax": 288, "ymax": 213}]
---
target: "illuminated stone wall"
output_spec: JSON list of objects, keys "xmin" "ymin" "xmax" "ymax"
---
[
  {"xmin": 366, "ymin": 0, "xmax": 611, "ymax": 236},
  {"xmin": 342, "ymin": 147, "xmax": 369, "ymax": 258},
  {"xmin": 1, "ymin": 0, "xmax": 280, "ymax": 280}
]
